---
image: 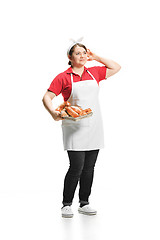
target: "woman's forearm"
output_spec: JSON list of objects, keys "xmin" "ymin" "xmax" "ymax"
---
[
  {"xmin": 42, "ymin": 92, "xmax": 62, "ymax": 121},
  {"xmin": 43, "ymin": 94, "xmax": 55, "ymax": 115},
  {"xmin": 94, "ymin": 55, "xmax": 121, "ymax": 70},
  {"xmin": 87, "ymin": 49, "xmax": 121, "ymax": 78}
]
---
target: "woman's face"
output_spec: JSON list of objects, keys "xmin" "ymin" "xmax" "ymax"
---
[{"xmin": 69, "ymin": 46, "xmax": 88, "ymax": 67}]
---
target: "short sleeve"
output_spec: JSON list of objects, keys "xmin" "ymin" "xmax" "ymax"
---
[
  {"xmin": 88, "ymin": 66, "xmax": 107, "ymax": 83},
  {"xmin": 48, "ymin": 74, "xmax": 63, "ymax": 96}
]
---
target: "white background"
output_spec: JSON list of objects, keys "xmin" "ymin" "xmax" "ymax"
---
[{"xmin": 0, "ymin": 0, "xmax": 160, "ymax": 239}]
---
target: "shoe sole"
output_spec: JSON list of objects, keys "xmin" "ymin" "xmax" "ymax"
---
[
  {"xmin": 62, "ymin": 214, "xmax": 73, "ymax": 218},
  {"xmin": 78, "ymin": 210, "xmax": 97, "ymax": 215}
]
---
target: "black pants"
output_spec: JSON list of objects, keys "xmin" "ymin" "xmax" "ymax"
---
[{"xmin": 62, "ymin": 149, "xmax": 99, "ymax": 206}]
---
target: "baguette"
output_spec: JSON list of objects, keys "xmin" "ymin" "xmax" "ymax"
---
[
  {"xmin": 61, "ymin": 110, "xmax": 69, "ymax": 117},
  {"xmin": 65, "ymin": 107, "xmax": 79, "ymax": 118},
  {"xmin": 56, "ymin": 101, "xmax": 71, "ymax": 112},
  {"xmin": 83, "ymin": 108, "xmax": 92, "ymax": 114},
  {"xmin": 70, "ymin": 106, "xmax": 83, "ymax": 115}
]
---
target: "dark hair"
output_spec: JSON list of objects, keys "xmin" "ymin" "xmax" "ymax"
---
[{"xmin": 68, "ymin": 43, "xmax": 87, "ymax": 65}]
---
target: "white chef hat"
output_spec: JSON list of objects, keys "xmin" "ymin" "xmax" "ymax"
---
[{"xmin": 67, "ymin": 37, "xmax": 84, "ymax": 56}]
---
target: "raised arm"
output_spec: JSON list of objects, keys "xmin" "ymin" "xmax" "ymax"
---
[
  {"xmin": 87, "ymin": 49, "xmax": 121, "ymax": 78},
  {"xmin": 42, "ymin": 91, "xmax": 62, "ymax": 121}
]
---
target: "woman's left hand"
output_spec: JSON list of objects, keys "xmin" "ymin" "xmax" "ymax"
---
[{"xmin": 87, "ymin": 49, "xmax": 97, "ymax": 61}]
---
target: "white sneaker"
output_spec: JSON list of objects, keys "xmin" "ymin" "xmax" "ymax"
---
[
  {"xmin": 61, "ymin": 206, "xmax": 74, "ymax": 218},
  {"xmin": 78, "ymin": 205, "xmax": 97, "ymax": 215}
]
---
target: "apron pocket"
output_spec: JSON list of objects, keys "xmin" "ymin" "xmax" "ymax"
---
[{"xmin": 62, "ymin": 117, "xmax": 90, "ymax": 127}]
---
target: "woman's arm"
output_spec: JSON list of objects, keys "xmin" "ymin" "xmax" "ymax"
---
[
  {"xmin": 42, "ymin": 91, "xmax": 62, "ymax": 121},
  {"xmin": 87, "ymin": 49, "xmax": 121, "ymax": 78}
]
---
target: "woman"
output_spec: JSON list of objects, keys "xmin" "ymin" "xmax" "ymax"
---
[{"xmin": 42, "ymin": 40, "xmax": 121, "ymax": 218}]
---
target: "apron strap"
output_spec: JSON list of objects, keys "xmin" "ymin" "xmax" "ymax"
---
[
  {"xmin": 70, "ymin": 73, "xmax": 73, "ymax": 84},
  {"xmin": 86, "ymin": 70, "xmax": 96, "ymax": 81}
]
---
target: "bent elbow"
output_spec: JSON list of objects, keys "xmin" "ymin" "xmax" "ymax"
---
[
  {"xmin": 114, "ymin": 65, "xmax": 121, "ymax": 74},
  {"xmin": 42, "ymin": 95, "xmax": 46, "ymax": 105},
  {"xmin": 117, "ymin": 64, "xmax": 121, "ymax": 72}
]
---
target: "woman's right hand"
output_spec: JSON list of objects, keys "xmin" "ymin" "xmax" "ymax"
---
[{"xmin": 51, "ymin": 110, "xmax": 63, "ymax": 121}]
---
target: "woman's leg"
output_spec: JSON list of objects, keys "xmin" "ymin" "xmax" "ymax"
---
[
  {"xmin": 79, "ymin": 149, "xmax": 99, "ymax": 206},
  {"xmin": 62, "ymin": 151, "xmax": 85, "ymax": 206}
]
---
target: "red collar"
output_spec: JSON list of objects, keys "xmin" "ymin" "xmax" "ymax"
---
[{"xmin": 65, "ymin": 66, "xmax": 88, "ymax": 75}]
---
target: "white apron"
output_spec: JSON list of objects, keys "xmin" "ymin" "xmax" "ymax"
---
[{"xmin": 62, "ymin": 70, "xmax": 104, "ymax": 151}]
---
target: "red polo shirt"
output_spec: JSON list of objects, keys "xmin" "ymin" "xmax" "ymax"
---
[{"xmin": 48, "ymin": 66, "xmax": 107, "ymax": 101}]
